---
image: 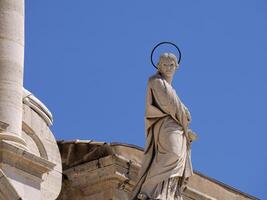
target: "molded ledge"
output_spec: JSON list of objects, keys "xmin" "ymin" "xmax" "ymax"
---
[
  {"xmin": 183, "ymin": 186, "xmax": 216, "ymax": 200},
  {"xmin": 23, "ymin": 88, "xmax": 53, "ymax": 126},
  {"xmin": 0, "ymin": 141, "xmax": 56, "ymax": 179}
]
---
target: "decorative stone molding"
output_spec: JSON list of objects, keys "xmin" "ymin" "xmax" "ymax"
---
[
  {"xmin": 0, "ymin": 139, "xmax": 57, "ymax": 199},
  {"xmin": 0, "ymin": 0, "xmax": 61, "ymax": 198},
  {"xmin": 22, "ymin": 122, "xmax": 48, "ymax": 159},
  {"xmin": 0, "ymin": 89, "xmax": 62, "ymax": 200},
  {"xmin": 0, "ymin": 141, "xmax": 55, "ymax": 179},
  {"xmin": 23, "ymin": 88, "xmax": 53, "ymax": 127},
  {"xmin": 183, "ymin": 186, "xmax": 216, "ymax": 200},
  {"xmin": 22, "ymin": 95, "xmax": 62, "ymax": 200}
]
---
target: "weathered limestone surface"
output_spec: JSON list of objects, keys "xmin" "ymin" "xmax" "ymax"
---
[
  {"xmin": 22, "ymin": 93, "xmax": 62, "ymax": 200},
  {"xmin": 0, "ymin": 0, "xmax": 62, "ymax": 199},
  {"xmin": 0, "ymin": 1, "xmax": 259, "ymax": 199},
  {"xmin": 57, "ymin": 141, "xmax": 258, "ymax": 200},
  {"xmin": 0, "ymin": 169, "xmax": 21, "ymax": 200},
  {"xmin": 0, "ymin": 0, "xmax": 26, "ymax": 147},
  {"xmin": 57, "ymin": 141, "xmax": 141, "ymax": 200},
  {"xmin": 0, "ymin": 91, "xmax": 62, "ymax": 200}
]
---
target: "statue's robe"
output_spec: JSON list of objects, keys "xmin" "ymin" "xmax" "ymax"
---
[{"xmin": 130, "ymin": 73, "xmax": 193, "ymax": 200}]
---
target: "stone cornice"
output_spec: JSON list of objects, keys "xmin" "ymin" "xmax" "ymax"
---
[
  {"xmin": 62, "ymin": 154, "xmax": 217, "ymax": 200},
  {"xmin": 0, "ymin": 141, "xmax": 56, "ymax": 179},
  {"xmin": 58, "ymin": 140, "xmax": 259, "ymax": 200},
  {"xmin": 23, "ymin": 88, "xmax": 53, "ymax": 126}
]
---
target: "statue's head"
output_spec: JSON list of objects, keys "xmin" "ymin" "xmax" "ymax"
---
[{"xmin": 157, "ymin": 53, "xmax": 179, "ymax": 78}]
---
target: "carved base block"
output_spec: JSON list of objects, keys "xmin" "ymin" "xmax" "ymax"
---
[{"xmin": 0, "ymin": 141, "xmax": 56, "ymax": 199}]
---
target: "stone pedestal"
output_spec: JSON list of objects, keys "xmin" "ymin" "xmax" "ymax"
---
[{"xmin": 0, "ymin": 141, "xmax": 55, "ymax": 199}]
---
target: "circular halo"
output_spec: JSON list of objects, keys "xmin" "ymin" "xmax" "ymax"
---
[{"xmin": 150, "ymin": 41, "xmax": 182, "ymax": 69}]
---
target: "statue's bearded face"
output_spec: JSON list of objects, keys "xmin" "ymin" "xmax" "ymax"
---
[{"xmin": 158, "ymin": 57, "xmax": 178, "ymax": 78}]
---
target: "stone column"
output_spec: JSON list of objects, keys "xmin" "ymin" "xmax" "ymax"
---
[{"xmin": 0, "ymin": 0, "xmax": 26, "ymax": 148}]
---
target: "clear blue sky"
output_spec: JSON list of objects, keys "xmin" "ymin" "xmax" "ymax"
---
[{"xmin": 24, "ymin": 1, "xmax": 267, "ymax": 199}]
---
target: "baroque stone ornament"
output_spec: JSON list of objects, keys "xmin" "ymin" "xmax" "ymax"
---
[{"xmin": 130, "ymin": 45, "xmax": 197, "ymax": 200}]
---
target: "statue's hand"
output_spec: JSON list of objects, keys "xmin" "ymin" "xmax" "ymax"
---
[{"xmin": 188, "ymin": 129, "xmax": 198, "ymax": 142}]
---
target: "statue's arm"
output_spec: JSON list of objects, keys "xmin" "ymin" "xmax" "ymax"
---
[
  {"xmin": 150, "ymin": 78, "xmax": 177, "ymax": 117},
  {"xmin": 150, "ymin": 78, "xmax": 187, "ymax": 125},
  {"xmin": 150, "ymin": 78, "xmax": 190, "ymax": 129},
  {"xmin": 174, "ymin": 98, "xmax": 189, "ymax": 130},
  {"xmin": 150, "ymin": 78, "xmax": 195, "ymax": 142}
]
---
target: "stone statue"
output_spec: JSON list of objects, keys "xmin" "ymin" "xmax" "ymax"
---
[{"xmin": 130, "ymin": 53, "xmax": 196, "ymax": 200}]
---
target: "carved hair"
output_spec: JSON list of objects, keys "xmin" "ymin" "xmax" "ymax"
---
[{"xmin": 157, "ymin": 53, "xmax": 178, "ymax": 67}]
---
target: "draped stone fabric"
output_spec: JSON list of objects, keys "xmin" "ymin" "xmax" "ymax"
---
[{"xmin": 130, "ymin": 73, "xmax": 193, "ymax": 200}]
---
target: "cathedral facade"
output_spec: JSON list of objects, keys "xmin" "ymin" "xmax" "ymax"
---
[{"xmin": 0, "ymin": 1, "xmax": 258, "ymax": 199}]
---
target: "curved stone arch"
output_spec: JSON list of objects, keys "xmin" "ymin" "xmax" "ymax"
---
[
  {"xmin": 22, "ymin": 121, "xmax": 48, "ymax": 160},
  {"xmin": 22, "ymin": 91, "xmax": 62, "ymax": 200}
]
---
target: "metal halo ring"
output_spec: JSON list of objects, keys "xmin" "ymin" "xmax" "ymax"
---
[{"xmin": 150, "ymin": 41, "xmax": 182, "ymax": 69}]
